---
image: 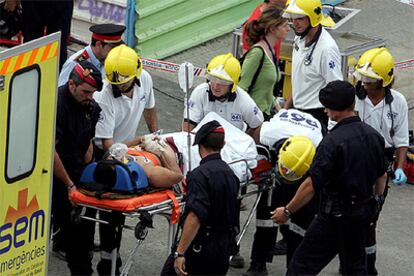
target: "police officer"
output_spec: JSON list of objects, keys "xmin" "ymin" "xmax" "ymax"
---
[
  {"xmin": 354, "ymin": 47, "xmax": 409, "ymax": 275},
  {"xmin": 58, "ymin": 23, "xmax": 126, "ymax": 86},
  {"xmin": 272, "ymin": 80, "xmax": 387, "ymax": 275},
  {"xmin": 182, "ymin": 53, "xmax": 264, "ymax": 143},
  {"xmin": 161, "ymin": 120, "xmax": 240, "ymax": 276},
  {"xmin": 53, "ymin": 60, "xmax": 103, "ymax": 275},
  {"xmin": 282, "ymin": 0, "xmax": 343, "ymax": 129},
  {"xmin": 244, "ymin": 109, "xmax": 322, "ymax": 275}
]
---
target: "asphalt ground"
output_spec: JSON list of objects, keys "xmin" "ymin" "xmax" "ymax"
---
[{"xmin": 47, "ymin": 0, "xmax": 414, "ymax": 275}]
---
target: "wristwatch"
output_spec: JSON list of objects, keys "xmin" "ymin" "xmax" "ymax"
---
[
  {"xmin": 174, "ymin": 252, "xmax": 185, "ymax": 259},
  {"xmin": 283, "ymin": 206, "xmax": 292, "ymax": 219}
]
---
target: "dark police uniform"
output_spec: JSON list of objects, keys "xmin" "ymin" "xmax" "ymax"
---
[
  {"xmin": 287, "ymin": 116, "xmax": 386, "ymax": 275},
  {"xmin": 162, "ymin": 153, "xmax": 240, "ymax": 275},
  {"xmin": 21, "ymin": 0, "xmax": 74, "ymax": 70},
  {"xmin": 54, "ymin": 83, "xmax": 101, "ymax": 275}
]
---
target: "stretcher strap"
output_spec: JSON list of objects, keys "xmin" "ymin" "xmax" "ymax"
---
[{"xmin": 165, "ymin": 190, "xmax": 180, "ymax": 224}]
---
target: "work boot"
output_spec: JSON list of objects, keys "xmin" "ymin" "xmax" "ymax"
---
[
  {"xmin": 271, "ymin": 238, "xmax": 287, "ymax": 255},
  {"xmin": 243, "ymin": 261, "xmax": 268, "ymax": 276},
  {"xmin": 229, "ymin": 253, "xmax": 245, "ymax": 268}
]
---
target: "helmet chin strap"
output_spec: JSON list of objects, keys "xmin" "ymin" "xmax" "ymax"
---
[{"xmin": 294, "ymin": 24, "xmax": 312, "ymax": 38}]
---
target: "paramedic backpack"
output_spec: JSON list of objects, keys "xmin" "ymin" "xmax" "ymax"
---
[
  {"xmin": 79, "ymin": 158, "xmax": 149, "ymax": 198},
  {"xmin": 238, "ymin": 45, "xmax": 265, "ymax": 94}
]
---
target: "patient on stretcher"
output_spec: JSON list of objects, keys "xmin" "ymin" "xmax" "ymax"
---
[{"xmin": 79, "ymin": 140, "xmax": 183, "ymax": 196}]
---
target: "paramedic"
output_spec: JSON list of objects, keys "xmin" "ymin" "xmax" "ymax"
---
[
  {"xmin": 58, "ymin": 23, "xmax": 126, "ymax": 86},
  {"xmin": 53, "ymin": 61, "xmax": 103, "ymax": 275},
  {"xmin": 353, "ymin": 47, "xmax": 409, "ymax": 275},
  {"xmin": 272, "ymin": 80, "xmax": 387, "ymax": 275},
  {"xmin": 244, "ymin": 109, "xmax": 322, "ymax": 275},
  {"xmin": 282, "ymin": 0, "xmax": 342, "ymax": 129},
  {"xmin": 162, "ymin": 120, "xmax": 240, "ymax": 276},
  {"xmin": 93, "ymin": 44, "xmax": 158, "ymax": 275},
  {"xmin": 182, "ymin": 53, "xmax": 264, "ymax": 143}
]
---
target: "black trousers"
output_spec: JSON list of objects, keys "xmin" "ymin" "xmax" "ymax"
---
[
  {"xmin": 161, "ymin": 238, "xmax": 232, "ymax": 276},
  {"xmin": 250, "ymin": 182, "xmax": 315, "ymax": 265},
  {"xmin": 287, "ymin": 208, "xmax": 373, "ymax": 276},
  {"xmin": 21, "ymin": 0, "xmax": 74, "ymax": 70},
  {"xmin": 51, "ymin": 178, "xmax": 72, "ymax": 252},
  {"xmin": 66, "ymin": 207, "xmax": 97, "ymax": 276}
]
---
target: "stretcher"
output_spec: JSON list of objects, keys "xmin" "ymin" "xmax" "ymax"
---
[
  {"xmin": 69, "ymin": 163, "xmax": 273, "ymax": 276},
  {"xmin": 69, "ymin": 113, "xmax": 275, "ymax": 275}
]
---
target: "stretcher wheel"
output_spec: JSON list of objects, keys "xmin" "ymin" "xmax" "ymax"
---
[{"xmin": 135, "ymin": 222, "xmax": 148, "ymax": 240}]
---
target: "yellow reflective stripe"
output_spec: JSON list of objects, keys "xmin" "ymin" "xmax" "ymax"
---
[{"xmin": 0, "ymin": 42, "xmax": 59, "ymax": 74}]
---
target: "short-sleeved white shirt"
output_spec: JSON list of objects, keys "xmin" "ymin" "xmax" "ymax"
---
[
  {"xmin": 184, "ymin": 83, "xmax": 264, "ymax": 130},
  {"xmin": 93, "ymin": 70, "xmax": 155, "ymax": 147},
  {"xmin": 355, "ymin": 89, "xmax": 409, "ymax": 148},
  {"xmin": 292, "ymin": 28, "xmax": 343, "ymax": 109},
  {"xmin": 260, "ymin": 109, "xmax": 323, "ymax": 148}
]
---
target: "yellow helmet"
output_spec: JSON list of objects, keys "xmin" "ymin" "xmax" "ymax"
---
[
  {"xmin": 206, "ymin": 53, "xmax": 241, "ymax": 93},
  {"xmin": 283, "ymin": 0, "xmax": 334, "ymax": 28},
  {"xmin": 354, "ymin": 47, "xmax": 394, "ymax": 87},
  {"xmin": 278, "ymin": 136, "xmax": 316, "ymax": 182},
  {"xmin": 104, "ymin": 44, "xmax": 143, "ymax": 85}
]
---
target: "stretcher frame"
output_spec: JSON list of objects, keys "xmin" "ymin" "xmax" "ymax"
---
[{"xmin": 71, "ymin": 153, "xmax": 276, "ymax": 276}]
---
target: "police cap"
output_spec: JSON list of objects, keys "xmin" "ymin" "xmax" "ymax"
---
[
  {"xmin": 319, "ymin": 80, "xmax": 355, "ymax": 111},
  {"xmin": 193, "ymin": 120, "xmax": 225, "ymax": 146},
  {"xmin": 89, "ymin": 24, "xmax": 126, "ymax": 44}
]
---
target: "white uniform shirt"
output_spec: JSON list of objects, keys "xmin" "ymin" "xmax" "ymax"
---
[
  {"xmin": 292, "ymin": 28, "xmax": 343, "ymax": 109},
  {"xmin": 184, "ymin": 82, "xmax": 264, "ymax": 130},
  {"xmin": 355, "ymin": 89, "xmax": 409, "ymax": 148},
  {"xmin": 58, "ymin": 45, "xmax": 105, "ymax": 87},
  {"xmin": 260, "ymin": 109, "xmax": 323, "ymax": 148},
  {"xmin": 93, "ymin": 70, "xmax": 155, "ymax": 148}
]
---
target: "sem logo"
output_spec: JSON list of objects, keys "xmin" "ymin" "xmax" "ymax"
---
[
  {"xmin": 0, "ymin": 189, "xmax": 45, "ymax": 255},
  {"xmin": 231, "ymin": 113, "xmax": 242, "ymax": 122}
]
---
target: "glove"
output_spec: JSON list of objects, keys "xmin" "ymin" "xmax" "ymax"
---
[
  {"xmin": 393, "ymin": 168, "xmax": 407, "ymax": 185},
  {"xmin": 140, "ymin": 134, "xmax": 166, "ymax": 157}
]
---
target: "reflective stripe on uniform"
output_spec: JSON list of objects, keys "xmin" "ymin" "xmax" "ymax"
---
[
  {"xmin": 365, "ymin": 244, "xmax": 377, "ymax": 254},
  {"xmin": 256, "ymin": 219, "xmax": 279, "ymax": 228},
  {"xmin": 287, "ymin": 221, "xmax": 306, "ymax": 237}
]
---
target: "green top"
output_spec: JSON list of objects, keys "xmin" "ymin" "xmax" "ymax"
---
[{"xmin": 239, "ymin": 46, "xmax": 281, "ymax": 115}]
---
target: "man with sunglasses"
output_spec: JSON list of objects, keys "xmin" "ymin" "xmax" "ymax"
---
[
  {"xmin": 282, "ymin": 0, "xmax": 342, "ymax": 130},
  {"xmin": 353, "ymin": 47, "xmax": 409, "ymax": 275},
  {"xmin": 53, "ymin": 60, "xmax": 103, "ymax": 275},
  {"xmin": 182, "ymin": 53, "xmax": 264, "ymax": 143},
  {"xmin": 58, "ymin": 23, "xmax": 126, "ymax": 87}
]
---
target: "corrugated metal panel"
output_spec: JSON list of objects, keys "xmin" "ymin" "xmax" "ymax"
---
[
  {"xmin": 71, "ymin": 0, "xmax": 127, "ymax": 43},
  {"xmin": 135, "ymin": 0, "xmax": 262, "ymax": 59}
]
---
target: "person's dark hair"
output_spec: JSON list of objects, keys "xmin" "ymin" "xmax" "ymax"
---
[
  {"xmin": 69, "ymin": 60, "xmax": 103, "ymax": 91},
  {"xmin": 199, "ymin": 132, "xmax": 225, "ymax": 151},
  {"xmin": 94, "ymin": 162, "xmax": 116, "ymax": 186},
  {"xmin": 246, "ymin": 6, "xmax": 287, "ymax": 46},
  {"xmin": 91, "ymin": 38, "xmax": 107, "ymax": 47}
]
